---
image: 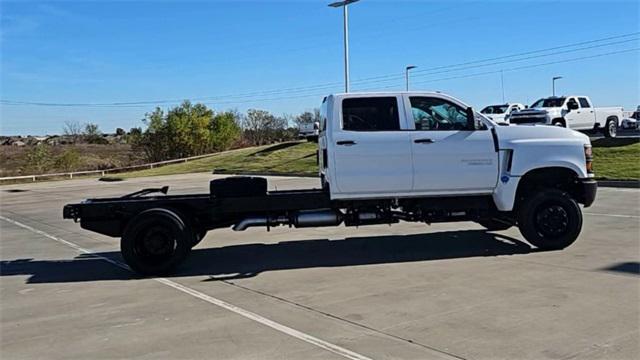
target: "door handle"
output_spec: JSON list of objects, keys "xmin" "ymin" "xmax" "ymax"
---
[
  {"xmin": 414, "ymin": 138, "xmax": 434, "ymax": 144},
  {"xmin": 337, "ymin": 140, "xmax": 356, "ymax": 146}
]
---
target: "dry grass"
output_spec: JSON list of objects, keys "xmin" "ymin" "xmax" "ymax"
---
[{"xmin": 0, "ymin": 144, "xmax": 145, "ymax": 177}]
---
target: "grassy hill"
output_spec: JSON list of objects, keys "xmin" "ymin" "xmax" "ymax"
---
[
  {"xmin": 120, "ymin": 141, "xmax": 319, "ymax": 178},
  {"xmin": 591, "ymin": 139, "xmax": 639, "ymax": 180}
]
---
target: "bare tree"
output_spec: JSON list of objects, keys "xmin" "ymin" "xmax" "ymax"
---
[
  {"xmin": 242, "ymin": 109, "xmax": 288, "ymax": 145},
  {"xmin": 294, "ymin": 108, "xmax": 321, "ymax": 127},
  {"xmin": 63, "ymin": 121, "xmax": 83, "ymax": 143}
]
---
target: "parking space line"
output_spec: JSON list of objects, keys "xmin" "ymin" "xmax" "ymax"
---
[
  {"xmin": 584, "ymin": 212, "xmax": 639, "ymax": 219},
  {"xmin": 0, "ymin": 215, "xmax": 374, "ymax": 360}
]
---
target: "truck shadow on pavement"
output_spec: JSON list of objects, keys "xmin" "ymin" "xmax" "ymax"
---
[{"xmin": 1, "ymin": 230, "xmax": 539, "ymax": 284}]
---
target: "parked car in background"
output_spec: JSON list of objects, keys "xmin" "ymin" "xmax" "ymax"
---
[
  {"xmin": 298, "ymin": 122, "xmax": 320, "ymax": 141},
  {"xmin": 621, "ymin": 110, "xmax": 639, "ymax": 130},
  {"xmin": 509, "ymin": 95, "xmax": 623, "ymax": 138},
  {"xmin": 480, "ymin": 103, "xmax": 526, "ymax": 123}
]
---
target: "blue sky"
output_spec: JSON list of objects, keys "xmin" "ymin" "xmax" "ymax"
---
[{"xmin": 1, "ymin": 0, "xmax": 638, "ymax": 135}]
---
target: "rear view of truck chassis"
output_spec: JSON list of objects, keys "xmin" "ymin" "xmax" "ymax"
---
[{"xmin": 63, "ymin": 177, "xmax": 504, "ymax": 275}]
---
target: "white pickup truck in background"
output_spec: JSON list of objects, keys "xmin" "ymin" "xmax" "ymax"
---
[
  {"xmin": 480, "ymin": 103, "xmax": 526, "ymax": 124},
  {"xmin": 298, "ymin": 122, "xmax": 320, "ymax": 141},
  {"xmin": 508, "ymin": 95, "xmax": 623, "ymax": 137}
]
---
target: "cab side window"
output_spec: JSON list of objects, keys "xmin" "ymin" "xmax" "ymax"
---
[
  {"xmin": 578, "ymin": 97, "xmax": 591, "ymax": 108},
  {"xmin": 342, "ymin": 97, "xmax": 400, "ymax": 131},
  {"xmin": 410, "ymin": 97, "xmax": 470, "ymax": 131}
]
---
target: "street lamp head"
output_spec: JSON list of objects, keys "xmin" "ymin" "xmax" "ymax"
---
[
  {"xmin": 406, "ymin": 65, "xmax": 417, "ymax": 71},
  {"xmin": 553, "ymin": 76, "xmax": 563, "ymax": 80},
  {"xmin": 329, "ymin": 0, "xmax": 360, "ymax": 7}
]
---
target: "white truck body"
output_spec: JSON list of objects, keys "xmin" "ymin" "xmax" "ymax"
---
[
  {"xmin": 480, "ymin": 103, "xmax": 526, "ymax": 123},
  {"xmin": 509, "ymin": 95, "xmax": 623, "ymax": 137},
  {"xmin": 318, "ymin": 92, "xmax": 594, "ymax": 212},
  {"xmin": 64, "ymin": 90, "xmax": 600, "ymax": 275}
]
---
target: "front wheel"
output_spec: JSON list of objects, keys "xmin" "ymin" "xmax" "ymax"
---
[
  {"xmin": 121, "ymin": 208, "xmax": 193, "ymax": 275},
  {"xmin": 603, "ymin": 119, "xmax": 617, "ymax": 138},
  {"xmin": 517, "ymin": 189, "xmax": 582, "ymax": 250}
]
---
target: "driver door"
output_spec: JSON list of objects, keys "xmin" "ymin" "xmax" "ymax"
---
[
  {"xmin": 563, "ymin": 97, "xmax": 589, "ymax": 129},
  {"xmin": 403, "ymin": 95, "xmax": 498, "ymax": 193}
]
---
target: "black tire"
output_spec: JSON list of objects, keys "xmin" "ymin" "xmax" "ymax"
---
[
  {"xmin": 121, "ymin": 208, "xmax": 193, "ymax": 276},
  {"xmin": 476, "ymin": 218, "xmax": 513, "ymax": 231},
  {"xmin": 603, "ymin": 118, "xmax": 617, "ymax": 138},
  {"xmin": 517, "ymin": 188, "xmax": 582, "ymax": 250},
  {"xmin": 551, "ymin": 119, "xmax": 566, "ymax": 127}
]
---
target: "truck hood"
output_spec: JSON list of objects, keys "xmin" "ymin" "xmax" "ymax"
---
[{"xmin": 494, "ymin": 123, "xmax": 590, "ymax": 147}]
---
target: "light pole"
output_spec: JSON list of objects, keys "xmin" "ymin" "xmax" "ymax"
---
[
  {"xmin": 329, "ymin": 0, "xmax": 360, "ymax": 93},
  {"xmin": 552, "ymin": 76, "xmax": 563, "ymax": 96},
  {"xmin": 405, "ymin": 65, "xmax": 417, "ymax": 91}
]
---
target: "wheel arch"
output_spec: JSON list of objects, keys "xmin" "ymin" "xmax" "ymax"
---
[
  {"xmin": 515, "ymin": 166, "xmax": 588, "ymax": 207},
  {"xmin": 551, "ymin": 118, "xmax": 566, "ymax": 127}
]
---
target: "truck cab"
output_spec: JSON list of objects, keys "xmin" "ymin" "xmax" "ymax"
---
[{"xmin": 319, "ymin": 92, "xmax": 595, "ymax": 211}]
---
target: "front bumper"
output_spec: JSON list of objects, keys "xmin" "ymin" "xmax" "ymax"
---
[{"xmin": 579, "ymin": 178, "xmax": 597, "ymax": 207}]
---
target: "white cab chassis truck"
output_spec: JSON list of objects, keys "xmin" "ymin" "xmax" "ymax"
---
[
  {"xmin": 64, "ymin": 92, "xmax": 597, "ymax": 275},
  {"xmin": 509, "ymin": 96, "xmax": 623, "ymax": 137}
]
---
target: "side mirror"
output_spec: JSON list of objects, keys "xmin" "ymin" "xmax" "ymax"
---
[
  {"xmin": 466, "ymin": 107, "xmax": 476, "ymax": 130},
  {"xmin": 567, "ymin": 102, "xmax": 579, "ymax": 111}
]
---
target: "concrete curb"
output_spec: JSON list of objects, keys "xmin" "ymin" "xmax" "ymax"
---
[{"xmin": 597, "ymin": 180, "xmax": 640, "ymax": 188}]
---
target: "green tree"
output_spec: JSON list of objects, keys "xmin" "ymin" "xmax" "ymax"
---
[
  {"xmin": 135, "ymin": 101, "xmax": 239, "ymax": 162},
  {"xmin": 54, "ymin": 148, "xmax": 81, "ymax": 171},
  {"xmin": 210, "ymin": 111, "xmax": 241, "ymax": 151},
  {"xmin": 24, "ymin": 144, "xmax": 51, "ymax": 173},
  {"xmin": 164, "ymin": 101, "xmax": 214, "ymax": 158},
  {"xmin": 137, "ymin": 107, "xmax": 170, "ymax": 162}
]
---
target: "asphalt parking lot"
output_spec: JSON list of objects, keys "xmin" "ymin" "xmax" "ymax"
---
[{"xmin": 1, "ymin": 174, "xmax": 639, "ymax": 360}]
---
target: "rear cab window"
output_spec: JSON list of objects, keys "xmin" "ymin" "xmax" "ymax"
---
[{"xmin": 342, "ymin": 97, "xmax": 400, "ymax": 131}]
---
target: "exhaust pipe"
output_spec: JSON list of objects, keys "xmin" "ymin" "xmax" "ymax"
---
[
  {"xmin": 232, "ymin": 210, "xmax": 342, "ymax": 231},
  {"xmin": 232, "ymin": 216, "xmax": 269, "ymax": 231}
]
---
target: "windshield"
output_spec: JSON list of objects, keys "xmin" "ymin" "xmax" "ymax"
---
[
  {"xmin": 481, "ymin": 105, "xmax": 509, "ymax": 114},
  {"xmin": 531, "ymin": 97, "xmax": 566, "ymax": 108}
]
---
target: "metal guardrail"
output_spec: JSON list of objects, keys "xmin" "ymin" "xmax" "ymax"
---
[{"xmin": 0, "ymin": 152, "xmax": 224, "ymax": 183}]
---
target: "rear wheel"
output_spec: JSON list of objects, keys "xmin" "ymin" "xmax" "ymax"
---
[
  {"xmin": 121, "ymin": 208, "xmax": 193, "ymax": 275},
  {"xmin": 476, "ymin": 218, "xmax": 512, "ymax": 231},
  {"xmin": 517, "ymin": 189, "xmax": 582, "ymax": 250},
  {"xmin": 604, "ymin": 118, "xmax": 617, "ymax": 138}
]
